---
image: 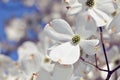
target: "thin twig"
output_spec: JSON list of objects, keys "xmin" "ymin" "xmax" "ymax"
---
[
  {"xmin": 99, "ymin": 27, "xmax": 110, "ymax": 71},
  {"xmin": 80, "ymin": 57, "xmax": 108, "ymax": 72},
  {"xmin": 112, "ymin": 65, "xmax": 120, "ymax": 73}
]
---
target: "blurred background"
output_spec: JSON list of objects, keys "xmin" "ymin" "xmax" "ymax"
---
[
  {"xmin": 0, "ymin": 0, "xmax": 69, "ymax": 61},
  {"xmin": 0, "ymin": 0, "xmax": 120, "ymax": 80},
  {"xmin": 0, "ymin": 0, "xmax": 76, "ymax": 80}
]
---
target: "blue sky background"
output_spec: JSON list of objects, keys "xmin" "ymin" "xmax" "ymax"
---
[{"xmin": 0, "ymin": 0, "xmax": 40, "ymax": 61}]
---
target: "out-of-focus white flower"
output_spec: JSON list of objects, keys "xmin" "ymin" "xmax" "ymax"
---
[
  {"xmin": 40, "ymin": 55, "xmax": 54, "ymax": 72},
  {"xmin": 6, "ymin": 75, "xmax": 18, "ymax": 80},
  {"xmin": 69, "ymin": 75, "xmax": 80, "ymax": 80},
  {"xmin": 20, "ymin": 53, "xmax": 41, "ymax": 77},
  {"xmin": 65, "ymin": 0, "xmax": 113, "ymax": 26},
  {"xmin": 44, "ymin": 19, "xmax": 99, "ymax": 65},
  {"xmin": 5, "ymin": 18, "xmax": 27, "ymax": 41},
  {"xmin": 38, "ymin": 31, "xmax": 56, "ymax": 54},
  {"xmin": 18, "ymin": 41, "xmax": 40, "ymax": 61},
  {"xmin": 52, "ymin": 64, "xmax": 73, "ymax": 80},
  {"xmin": 73, "ymin": 60, "xmax": 92, "ymax": 77},
  {"xmin": 0, "ymin": 55, "xmax": 19, "ymax": 79},
  {"xmin": 36, "ymin": 64, "xmax": 73, "ymax": 80},
  {"xmin": 35, "ymin": 0, "xmax": 51, "ymax": 12},
  {"xmin": 22, "ymin": 0, "xmax": 35, "ymax": 7},
  {"xmin": 38, "ymin": 32, "xmax": 55, "ymax": 72},
  {"xmin": 17, "ymin": 41, "xmax": 41, "ymax": 79},
  {"xmin": 18, "ymin": 41, "xmax": 55, "ymax": 79},
  {"xmin": 36, "ymin": 68, "xmax": 52, "ymax": 80},
  {"xmin": 107, "ymin": 13, "xmax": 120, "ymax": 33}
]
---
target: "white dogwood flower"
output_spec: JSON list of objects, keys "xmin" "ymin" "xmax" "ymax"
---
[
  {"xmin": 17, "ymin": 41, "xmax": 41, "ymax": 79},
  {"xmin": 18, "ymin": 41, "xmax": 55, "ymax": 79},
  {"xmin": 36, "ymin": 64, "xmax": 73, "ymax": 80},
  {"xmin": 44, "ymin": 19, "xmax": 99, "ymax": 65},
  {"xmin": 18, "ymin": 41, "xmax": 40, "ymax": 62},
  {"xmin": 5, "ymin": 18, "xmax": 27, "ymax": 41},
  {"xmin": 65, "ymin": 0, "xmax": 113, "ymax": 26}
]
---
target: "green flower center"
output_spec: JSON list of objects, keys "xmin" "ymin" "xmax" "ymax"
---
[
  {"xmin": 86, "ymin": 0, "xmax": 94, "ymax": 8},
  {"xmin": 44, "ymin": 57, "xmax": 50, "ymax": 63},
  {"xmin": 72, "ymin": 35, "xmax": 80, "ymax": 45}
]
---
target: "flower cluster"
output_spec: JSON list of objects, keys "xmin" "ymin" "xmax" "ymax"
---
[
  {"xmin": 42, "ymin": 0, "xmax": 120, "ymax": 80},
  {"xmin": 0, "ymin": 0, "xmax": 120, "ymax": 80}
]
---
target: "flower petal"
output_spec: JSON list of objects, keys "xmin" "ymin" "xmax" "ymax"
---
[
  {"xmin": 21, "ymin": 54, "xmax": 41, "ymax": 76},
  {"xmin": 52, "ymin": 64, "xmax": 73, "ymax": 80},
  {"xmin": 44, "ymin": 19, "xmax": 74, "ymax": 42},
  {"xmin": 18, "ymin": 41, "xmax": 40, "ymax": 61},
  {"xmin": 36, "ymin": 68, "xmax": 52, "ymax": 80},
  {"xmin": 50, "ymin": 19, "xmax": 74, "ymax": 35},
  {"xmin": 73, "ymin": 60, "xmax": 92, "ymax": 77},
  {"xmin": 95, "ymin": 0, "xmax": 116, "ymax": 15},
  {"xmin": 88, "ymin": 9, "xmax": 107, "ymax": 27},
  {"xmin": 67, "ymin": 0, "xmax": 82, "ymax": 15},
  {"xmin": 93, "ymin": 8, "xmax": 112, "ymax": 24},
  {"xmin": 80, "ymin": 39, "xmax": 99, "ymax": 55},
  {"xmin": 64, "ymin": 0, "xmax": 76, "ymax": 4},
  {"xmin": 107, "ymin": 13, "xmax": 120, "ymax": 33},
  {"xmin": 76, "ymin": 13, "xmax": 97, "ymax": 39},
  {"xmin": 49, "ymin": 42, "xmax": 80, "ymax": 65}
]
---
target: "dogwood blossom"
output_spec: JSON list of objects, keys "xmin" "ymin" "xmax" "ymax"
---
[
  {"xmin": 44, "ymin": 19, "xmax": 99, "ymax": 65},
  {"xmin": 5, "ymin": 18, "xmax": 27, "ymax": 41},
  {"xmin": 0, "ymin": 55, "xmax": 19, "ymax": 79},
  {"xmin": 36, "ymin": 64, "xmax": 73, "ymax": 80},
  {"xmin": 65, "ymin": 0, "xmax": 113, "ymax": 26},
  {"xmin": 17, "ymin": 41, "xmax": 55, "ymax": 79},
  {"xmin": 17, "ymin": 41, "xmax": 41, "ymax": 79}
]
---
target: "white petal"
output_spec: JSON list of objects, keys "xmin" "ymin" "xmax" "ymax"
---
[
  {"xmin": 80, "ymin": 39, "xmax": 99, "ymax": 55},
  {"xmin": 51, "ymin": 19, "xmax": 74, "ymax": 35},
  {"xmin": 49, "ymin": 42, "xmax": 80, "ymax": 65},
  {"xmin": 108, "ymin": 13, "xmax": 120, "ymax": 33},
  {"xmin": 70, "ymin": 75, "xmax": 80, "ymax": 80},
  {"xmin": 76, "ymin": 13, "xmax": 97, "ymax": 39},
  {"xmin": 93, "ymin": 8, "xmax": 112, "ymax": 24},
  {"xmin": 20, "ymin": 54, "xmax": 41, "ymax": 76},
  {"xmin": 64, "ymin": 0, "xmax": 76, "ymax": 4},
  {"xmin": 36, "ymin": 68, "xmax": 52, "ymax": 80},
  {"xmin": 67, "ymin": 0, "xmax": 82, "ymax": 15},
  {"xmin": 44, "ymin": 19, "xmax": 74, "ymax": 42},
  {"xmin": 52, "ymin": 64, "xmax": 73, "ymax": 80},
  {"xmin": 95, "ymin": 0, "xmax": 116, "ymax": 14},
  {"xmin": 78, "ymin": 0, "xmax": 86, "ymax": 4},
  {"xmin": 40, "ymin": 55, "xmax": 55, "ymax": 72},
  {"xmin": 116, "ymin": 0, "xmax": 120, "ymax": 9},
  {"xmin": 88, "ymin": 9, "xmax": 107, "ymax": 27},
  {"xmin": 73, "ymin": 60, "xmax": 92, "ymax": 77},
  {"xmin": 18, "ymin": 41, "xmax": 40, "ymax": 61}
]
